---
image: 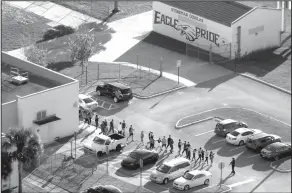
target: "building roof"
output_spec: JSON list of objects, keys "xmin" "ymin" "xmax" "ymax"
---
[
  {"xmin": 1, "ymin": 63, "xmax": 60, "ymax": 104},
  {"xmin": 161, "ymin": 1, "xmax": 253, "ymax": 27}
]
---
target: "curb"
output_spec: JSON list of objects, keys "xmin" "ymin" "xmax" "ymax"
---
[
  {"xmin": 175, "ymin": 106, "xmax": 291, "ymax": 129},
  {"xmin": 133, "ymin": 85, "xmax": 187, "ymax": 99},
  {"xmin": 198, "ymin": 184, "xmax": 232, "ymax": 193},
  {"xmin": 270, "ymin": 157, "xmax": 291, "ymax": 173},
  {"xmin": 176, "ymin": 116, "xmax": 224, "ymax": 129},
  {"xmin": 239, "ymin": 73, "xmax": 291, "ymax": 95}
]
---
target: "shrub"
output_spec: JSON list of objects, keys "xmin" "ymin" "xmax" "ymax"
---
[{"xmin": 42, "ymin": 25, "xmax": 75, "ymax": 41}]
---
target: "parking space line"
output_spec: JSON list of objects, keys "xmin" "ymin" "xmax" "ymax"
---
[
  {"xmin": 213, "ymin": 139, "xmax": 226, "ymax": 144},
  {"xmin": 248, "ymin": 154, "xmax": 260, "ymax": 158},
  {"xmin": 194, "ymin": 130, "xmax": 214, "ymax": 137},
  {"xmin": 229, "ymin": 146, "xmax": 245, "ymax": 151}
]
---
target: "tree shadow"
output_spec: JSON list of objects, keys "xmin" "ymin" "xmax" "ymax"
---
[
  {"xmin": 235, "ymin": 149, "xmax": 272, "ymax": 172},
  {"xmin": 142, "ymin": 31, "xmax": 291, "ymax": 78},
  {"xmin": 204, "ymin": 135, "xmax": 225, "ymax": 151},
  {"xmin": 195, "ymin": 73, "xmax": 237, "ymax": 92}
]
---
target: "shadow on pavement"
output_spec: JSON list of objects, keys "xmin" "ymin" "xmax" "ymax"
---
[
  {"xmin": 216, "ymin": 143, "xmax": 245, "ymax": 157},
  {"xmin": 195, "ymin": 73, "xmax": 237, "ymax": 92},
  {"xmin": 204, "ymin": 135, "xmax": 226, "ymax": 151},
  {"xmin": 115, "ymin": 163, "xmax": 155, "ymax": 177}
]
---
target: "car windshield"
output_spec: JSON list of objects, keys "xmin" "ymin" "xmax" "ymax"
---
[
  {"xmin": 129, "ymin": 152, "xmax": 141, "ymax": 159},
  {"xmin": 156, "ymin": 164, "xmax": 171, "ymax": 174},
  {"xmin": 183, "ymin": 173, "xmax": 194, "ymax": 180},
  {"xmin": 83, "ymin": 97, "xmax": 94, "ymax": 104},
  {"xmin": 216, "ymin": 124, "xmax": 223, "ymax": 130},
  {"xmin": 231, "ymin": 131, "xmax": 240, "ymax": 137},
  {"xmin": 121, "ymin": 88, "xmax": 131, "ymax": 94},
  {"xmin": 93, "ymin": 137, "xmax": 105, "ymax": 144}
]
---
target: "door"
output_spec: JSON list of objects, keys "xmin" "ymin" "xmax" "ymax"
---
[
  {"xmin": 236, "ymin": 26, "xmax": 241, "ymax": 58},
  {"xmin": 169, "ymin": 166, "xmax": 179, "ymax": 180}
]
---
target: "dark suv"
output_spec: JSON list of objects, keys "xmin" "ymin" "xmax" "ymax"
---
[
  {"xmin": 96, "ymin": 82, "xmax": 133, "ymax": 103},
  {"xmin": 245, "ymin": 133, "xmax": 282, "ymax": 152},
  {"xmin": 214, "ymin": 119, "xmax": 248, "ymax": 137}
]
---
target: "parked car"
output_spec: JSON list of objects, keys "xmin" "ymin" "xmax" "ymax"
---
[
  {"xmin": 214, "ymin": 119, "xmax": 248, "ymax": 137},
  {"xmin": 80, "ymin": 185, "xmax": 122, "ymax": 193},
  {"xmin": 82, "ymin": 133, "xmax": 126, "ymax": 157},
  {"xmin": 226, "ymin": 128, "xmax": 262, "ymax": 146},
  {"xmin": 150, "ymin": 157, "xmax": 191, "ymax": 184},
  {"xmin": 96, "ymin": 81, "xmax": 133, "ymax": 103},
  {"xmin": 260, "ymin": 142, "xmax": 291, "ymax": 160},
  {"xmin": 79, "ymin": 94, "xmax": 98, "ymax": 111},
  {"xmin": 121, "ymin": 149, "xmax": 159, "ymax": 170},
  {"xmin": 245, "ymin": 133, "xmax": 281, "ymax": 152},
  {"xmin": 173, "ymin": 170, "xmax": 212, "ymax": 190}
]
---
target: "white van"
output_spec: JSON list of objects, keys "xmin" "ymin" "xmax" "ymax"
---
[{"xmin": 150, "ymin": 157, "xmax": 192, "ymax": 184}]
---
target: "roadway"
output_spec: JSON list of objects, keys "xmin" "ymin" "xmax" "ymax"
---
[{"xmin": 82, "ymin": 73, "xmax": 291, "ymax": 193}]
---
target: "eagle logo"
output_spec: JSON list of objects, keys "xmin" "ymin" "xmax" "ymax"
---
[{"xmin": 176, "ymin": 24, "xmax": 199, "ymax": 42}]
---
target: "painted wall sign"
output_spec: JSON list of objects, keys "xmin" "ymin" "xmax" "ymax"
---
[
  {"xmin": 154, "ymin": 11, "xmax": 220, "ymax": 47},
  {"xmin": 171, "ymin": 7, "xmax": 204, "ymax": 23}
]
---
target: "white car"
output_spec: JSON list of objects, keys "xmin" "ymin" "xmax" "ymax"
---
[
  {"xmin": 173, "ymin": 170, "xmax": 212, "ymax": 190},
  {"xmin": 226, "ymin": 128, "xmax": 262, "ymax": 146},
  {"xmin": 78, "ymin": 94, "xmax": 98, "ymax": 111},
  {"xmin": 150, "ymin": 157, "xmax": 192, "ymax": 184}
]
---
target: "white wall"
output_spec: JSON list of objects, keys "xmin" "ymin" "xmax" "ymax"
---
[
  {"xmin": 152, "ymin": 1, "xmax": 232, "ymax": 57},
  {"xmin": 231, "ymin": 8, "xmax": 281, "ymax": 58},
  {"xmin": 16, "ymin": 81, "xmax": 79, "ymax": 144},
  {"xmin": 2, "ymin": 101, "xmax": 18, "ymax": 133}
]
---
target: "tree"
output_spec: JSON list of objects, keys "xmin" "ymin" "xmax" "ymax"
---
[
  {"xmin": 69, "ymin": 33, "xmax": 94, "ymax": 75},
  {"xmin": 2, "ymin": 128, "xmax": 43, "ymax": 193},
  {"xmin": 23, "ymin": 44, "xmax": 49, "ymax": 67}
]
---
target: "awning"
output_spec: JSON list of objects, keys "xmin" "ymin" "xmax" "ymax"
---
[{"xmin": 33, "ymin": 115, "xmax": 61, "ymax": 126}]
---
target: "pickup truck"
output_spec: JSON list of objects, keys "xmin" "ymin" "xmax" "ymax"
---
[{"xmin": 82, "ymin": 133, "xmax": 126, "ymax": 157}]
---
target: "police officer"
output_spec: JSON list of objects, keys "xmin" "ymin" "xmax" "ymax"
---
[{"xmin": 230, "ymin": 158, "xmax": 236, "ymax": 175}]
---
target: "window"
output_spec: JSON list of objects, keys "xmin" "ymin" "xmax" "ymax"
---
[
  {"xmin": 36, "ymin": 111, "xmax": 46, "ymax": 121},
  {"xmin": 83, "ymin": 97, "xmax": 94, "ymax": 104}
]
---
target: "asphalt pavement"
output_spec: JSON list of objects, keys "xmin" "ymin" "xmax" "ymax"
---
[{"xmin": 86, "ymin": 73, "xmax": 291, "ymax": 193}]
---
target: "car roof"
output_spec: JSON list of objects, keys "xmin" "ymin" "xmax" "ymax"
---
[
  {"xmin": 132, "ymin": 149, "xmax": 156, "ymax": 156},
  {"xmin": 266, "ymin": 142, "xmax": 290, "ymax": 149},
  {"xmin": 79, "ymin": 94, "xmax": 91, "ymax": 99},
  {"xmin": 219, "ymin": 119, "xmax": 236, "ymax": 125},
  {"xmin": 164, "ymin": 157, "xmax": 189, "ymax": 167},
  {"xmin": 249, "ymin": 133, "xmax": 280, "ymax": 140},
  {"xmin": 108, "ymin": 82, "xmax": 130, "ymax": 89},
  {"xmin": 188, "ymin": 170, "xmax": 211, "ymax": 176},
  {"xmin": 234, "ymin": 127, "xmax": 250, "ymax": 133}
]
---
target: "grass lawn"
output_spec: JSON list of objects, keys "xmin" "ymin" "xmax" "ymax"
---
[
  {"xmin": 177, "ymin": 107, "xmax": 291, "ymax": 143},
  {"xmin": 1, "ymin": 2, "xmax": 51, "ymax": 51},
  {"xmin": 53, "ymin": 1, "xmax": 152, "ymax": 23}
]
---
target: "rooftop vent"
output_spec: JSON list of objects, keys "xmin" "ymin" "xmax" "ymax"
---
[{"xmin": 10, "ymin": 67, "xmax": 29, "ymax": 85}]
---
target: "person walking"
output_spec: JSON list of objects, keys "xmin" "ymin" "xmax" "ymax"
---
[
  {"xmin": 104, "ymin": 119, "xmax": 108, "ymax": 127},
  {"xmin": 118, "ymin": 122, "xmax": 123, "ymax": 135},
  {"xmin": 167, "ymin": 135, "xmax": 172, "ymax": 150},
  {"xmin": 182, "ymin": 141, "xmax": 187, "ymax": 156},
  {"xmin": 178, "ymin": 139, "xmax": 182, "ymax": 154},
  {"xmin": 169, "ymin": 137, "xmax": 174, "ymax": 153},
  {"xmin": 122, "ymin": 120, "xmax": 126, "ymax": 136},
  {"xmin": 95, "ymin": 114, "xmax": 99, "ymax": 129},
  {"xmin": 187, "ymin": 143, "xmax": 191, "ymax": 160},
  {"xmin": 127, "ymin": 125, "xmax": 134, "ymax": 142},
  {"xmin": 109, "ymin": 119, "xmax": 114, "ymax": 134},
  {"xmin": 192, "ymin": 149, "xmax": 197, "ymax": 162},
  {"xmin": 204, "ymin": 150, "xmax": 209, "ymax": 165},
  {"xmin": 162, "ymin": 136, "xmax": 167, "ymax": 152},
  {"xmin": 230, "ymin": 158, "xmax": 236, "ymax": 175},
  {"xmin": 140, "ymin": 131, "xmax": 144, "ymax": 145},
  {"xmin": 99, "ymin": 121, "xmax": 105, "ymax": 135},
  {"xmin": 196, "ymin": 147, "xmax": 202, "ymax": 163},
  {"xmin": 201, "ymin": 149, "xmax": 205, "ymax": 163},
  {"xmin": 149, "ymin": 136, "xmax": 154, "ymax": 150},
  {"xmin": 148, "ymin": 131, "xmax": 153, "ymax": 140},
  {"xmin": 210, "ymin": 151, "xmax": 214, "ymax": 166},
  {"xmin": 156, "ymin": 137, "xmax": 162, "ymax": 151}
]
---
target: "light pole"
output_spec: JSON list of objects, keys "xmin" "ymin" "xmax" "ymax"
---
[{"xmin": 85, "ymin": 61, "xmax": 88, "ymax": 84}]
